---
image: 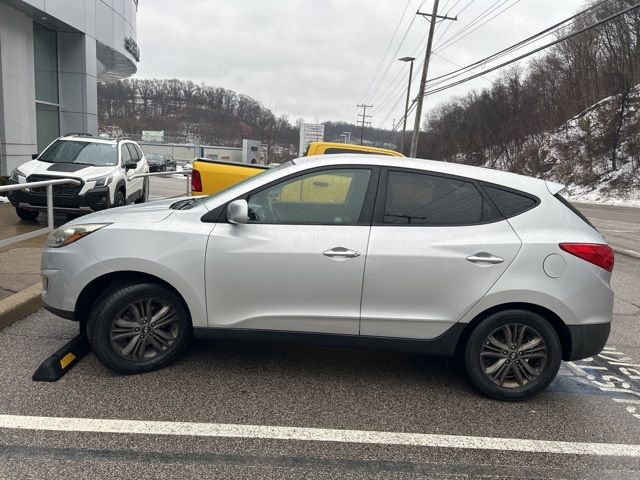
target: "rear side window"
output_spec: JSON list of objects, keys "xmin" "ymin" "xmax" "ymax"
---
[
  {"xmin": 483, "ymin": 185, "xmax": 538, "ymax": 218},
  {"xmin": 554, "ymin": 193, "xmax": 597, "ymax": 230},
  {"xmin": 383, "ymin": 171, "xmax": 500, "ymax": 225}
]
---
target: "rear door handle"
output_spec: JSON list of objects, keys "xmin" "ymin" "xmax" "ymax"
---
[
  {"xmin": 466, "ymin": 253, "xmax": 504, "ymax": 265},
  {"xmin": 323, "ymin": 247, "xmax": 361, "ymax": 260}
]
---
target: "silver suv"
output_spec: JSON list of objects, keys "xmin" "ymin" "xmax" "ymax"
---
[{"xmin": 40, "ymin": 155, "xmax": 613, "ymax": 401}]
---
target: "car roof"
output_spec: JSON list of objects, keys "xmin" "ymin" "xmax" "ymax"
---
[
  {"xmin": 59, "ymin": 135, "xmax": 135, "ymax": 145},
  {"xmin": 294, "ymin": 154, "xmax": 563, "ymax": 196}
]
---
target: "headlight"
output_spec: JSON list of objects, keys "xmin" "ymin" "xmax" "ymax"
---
[
  {"xmin": 88, "ymin": 174, "xmax": 113, "ymax": 187},
  {"xmin": 47, "ymin": 223, "xmax": 110, "ymax": 248},
  {"xmin": 10, "ymin": 168, "xmax": 26, "ymax": 182}
]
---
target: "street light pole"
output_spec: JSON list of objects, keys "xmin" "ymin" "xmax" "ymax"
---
[{"xmin": 398, "ymin": 56, "xmax": 415, "ymax": 156}]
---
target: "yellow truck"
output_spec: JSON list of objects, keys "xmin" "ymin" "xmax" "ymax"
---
[{"xmin": 191, "ymin": 141, "xmax": 403, "ymax": 196}]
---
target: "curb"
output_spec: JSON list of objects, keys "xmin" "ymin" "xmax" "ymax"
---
[
  {"xmin": 0, "ymin": 283, "xmax": 42, "ymax": 332},
  {"xmin": 612, "ymin": 247, "xmax": 640, "ymax": 261}
]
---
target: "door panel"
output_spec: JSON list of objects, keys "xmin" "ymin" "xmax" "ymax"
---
[
  {"xmin": 206, "ymin": 224, "xmax": 370, "ymax": 334},
  {"xmin": 361, "ymin": 221, "xmax": 521, "ymax": 339}
]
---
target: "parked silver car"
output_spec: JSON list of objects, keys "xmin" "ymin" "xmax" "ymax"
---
[{"xmin": 40, "ymin": 155, "xmax": 613, "ymax": 401}]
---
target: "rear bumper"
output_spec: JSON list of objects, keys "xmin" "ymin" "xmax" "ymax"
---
[
  {"xmin": 565, "ymin": 322, "xmax": 610, "ymax": 361},
  {"xmin": 7, "ymin": 185, "xmax": 112, "ymax": 213}
]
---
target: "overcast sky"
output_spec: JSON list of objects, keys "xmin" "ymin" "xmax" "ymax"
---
[{"xmin": 136, "ymin": 0, "xmax": 585, "ymax": 129}]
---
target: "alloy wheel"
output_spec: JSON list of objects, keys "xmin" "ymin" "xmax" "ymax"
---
[
  {"xmin": 109, "ymin": 298, "xmax": 180, "ymax": 361},
  {"xmin": 479, "ymin": 323, "xmax": 548, "ymax": 388}
]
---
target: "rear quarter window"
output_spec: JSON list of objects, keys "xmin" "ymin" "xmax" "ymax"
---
[{"xmin": 482, "ymin": 185, "xmax": 539, "ymax": 218}]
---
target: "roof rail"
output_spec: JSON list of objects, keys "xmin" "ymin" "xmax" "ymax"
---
[{"xmin": 65, "ymin": 132, "xmax": 93, "ymax": 137}]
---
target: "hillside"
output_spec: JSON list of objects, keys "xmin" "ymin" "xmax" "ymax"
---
[{"xmin": 485, "ymin": 84, "xmax": 640, "ymax": 206}]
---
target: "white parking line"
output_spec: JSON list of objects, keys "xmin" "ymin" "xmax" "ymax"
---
[{"xmin": 1, "ymin": 414, "xmax": 639, "ymax": 457}]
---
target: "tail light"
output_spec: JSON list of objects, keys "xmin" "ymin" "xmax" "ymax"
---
[
  {"xmin": 191, "ymin": 168, "xmax": 202, "ymax": 193},
  {"xmin": 559, "ymin": 243, "xmax": 614, "ymax": 272}
]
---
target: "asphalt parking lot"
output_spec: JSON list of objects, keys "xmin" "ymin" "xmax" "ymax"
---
[{"xmin": 1, "ymin": 180, "xmax": 639, "ymax": 478}]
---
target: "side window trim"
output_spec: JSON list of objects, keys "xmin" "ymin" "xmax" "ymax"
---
[
  {"xmin": 223, "ymin": 165, "xmax": 380, "ymax": 226},
  {"xmin": 372, "ymin": 167, "xmax": 504, "ymax": 227}
]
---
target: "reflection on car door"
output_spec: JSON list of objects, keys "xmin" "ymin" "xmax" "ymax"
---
[
  {"xmin": 361, "ymin": 169, "xmax": 521, "ymax": 339},
  {"xmin": 205, "ymin": 167, "xmax": 378, "ymax": 335},
  {"xmin": 125, "ymin": 143, "xmax": 144, "ymax": 193}
]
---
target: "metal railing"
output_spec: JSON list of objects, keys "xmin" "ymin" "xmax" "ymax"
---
[
  {"xmin": 0, "ymin": 179, "xmax": 82, "ymax": 248},
  {"xmin": 129, "ymin": 165, "xmax": 192, "ymax": 198}
]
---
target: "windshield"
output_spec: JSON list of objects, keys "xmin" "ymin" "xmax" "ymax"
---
[
  {"xmin": 39, "ymin": 140, "xmax": 117, "ymax": 166},
  {"xmin": 146, "ymin": 154, "xmax": 164, "ymax": 161},
  {"xmin": 189, "ymin": 160, "xmax": 295, "ymax": 208}
]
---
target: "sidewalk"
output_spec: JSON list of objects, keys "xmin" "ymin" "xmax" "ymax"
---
[{"xmin": 0, "ymin": 203, "xmax": 47, "ymax": 301}]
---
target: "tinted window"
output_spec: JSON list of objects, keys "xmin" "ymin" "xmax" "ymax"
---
[
  {"xmin": 483, "ymin": 185, "xmax": 537, "ymax": 218},
  {"xmin": 247, "ymin": 169, "xmax": 372, "ymax": 224},
  {"xmin": 383, "ymin": 171, "xmax": 499, "ymax": 225}
]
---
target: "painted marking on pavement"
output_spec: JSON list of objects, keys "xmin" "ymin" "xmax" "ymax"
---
[{"xmin": 0, "ymin": 414, "xmax": 639, "ymax": 457}]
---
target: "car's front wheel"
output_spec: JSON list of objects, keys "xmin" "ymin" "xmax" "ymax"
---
[
  {"xmin": 464, "ymin": 310, "xmax": 561, "ymax": 401},
  {"xmin": 87, "ymin": 282, "xmax": 192, "ymax": 374},
  {"xmin": 15, "ymin": 207, "xmax": 39, "ymax": 221}
]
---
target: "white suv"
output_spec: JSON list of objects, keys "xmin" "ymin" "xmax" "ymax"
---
[{"xmin": 7, "ymin": 134, "xmax": 149, "ymax": 220}]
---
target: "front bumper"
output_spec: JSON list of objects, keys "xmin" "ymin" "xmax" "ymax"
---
[
  {"xmin": 7, "ymin": 184, "xmax": 112, "ymax": 213},
  {"xmin": 565, "ymin": 322, "xmax": 611, "ymax": 361},
  {"xmin": 41, "ymin": 242, "xmax": 112, "ymax": 318}
]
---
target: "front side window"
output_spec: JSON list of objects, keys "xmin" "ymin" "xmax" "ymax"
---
[
  {"xmin": 39, "ymin": 140, "xmax": 117, "ymax": 166},
  {"xmin": 121, "ymin": 144, "xmax": 132, "ymax": 164},
  {"xmin": 247, "ymin": 168, "xmax": 372, "ymax": 224},
  {"xmin": 126, "ymin": 144, "xmax": 140, "ymax": 162},
  {"xmin": 383, "ymin": 171, "xmax": 499, "ymax": 225}
]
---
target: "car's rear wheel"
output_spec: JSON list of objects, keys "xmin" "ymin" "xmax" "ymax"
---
[
  {"xmin": 87, "ymin": 283, "xmax": 192, "ymax": 374},
  {"xmin": 464, "ymin": 310, "xmax": 561, "ymax": 401},
  {"xmin": 15, "ymin": 207, "xmax": 39, "ymax": 221}
]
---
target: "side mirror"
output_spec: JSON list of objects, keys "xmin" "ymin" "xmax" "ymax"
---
[
  {"xmin": 32, "ymin": 153, "xmax": 39, "ymax": 160},
  {"xmin": 125, "ymin": 161, "xmax": 137, "ymax": 171},
  {"xmin": 227, "ymin": 199, "xmax": 249, "ymax": 224}
]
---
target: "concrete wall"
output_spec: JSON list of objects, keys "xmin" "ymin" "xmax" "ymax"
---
[{"xmin": 0, "ymin": 3, "xmax": 37, "ymax": 175}]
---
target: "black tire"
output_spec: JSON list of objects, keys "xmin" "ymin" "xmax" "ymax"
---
[
  {"xmin": 113, "ymin": 189, "xmax": 125, "ymax": 208},
  {"xmin": 16, "ymin": 207, "xmax": 39, "ymax": 221},
  {"xmin": 464, "ymin": 309, "xmax": 561, "ymax": 401},
  {"xmin": 87, "ymin": 282, "xmax": 192, "ymax": 374}
]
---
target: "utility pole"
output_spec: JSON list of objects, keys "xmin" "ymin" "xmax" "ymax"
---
[
  {"xmin": 357, "ymin": 104, "xmax": 372, "ymax": 145},
  {"xmin": 398, "ymin": 56, "xmax": 415, "ymax": 155},
  {"xmin": 410, "ymin": 1, "xmax": 456, "ymax": 157}
]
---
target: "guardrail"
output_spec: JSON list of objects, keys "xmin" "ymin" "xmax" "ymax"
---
[
  {"xmin": 129, "ymin": 166, "xmax": 192, "ymax": 198},
  {"xmin": 0, "ymin": 179, "xmax": 82, "ymax": 248}
]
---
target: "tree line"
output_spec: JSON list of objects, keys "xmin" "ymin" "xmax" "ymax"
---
[
  {"xmin": 415, "ymin": 0, "xmax": 640, "ymax": 189},
  {"xmin": 98, "ymin": 80, "xmax": 399, "ymax": 162}
]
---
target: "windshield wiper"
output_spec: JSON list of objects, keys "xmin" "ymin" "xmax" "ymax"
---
[{"xmin": 170, "ymin": 198, "xmax": 198, "ymax": 210}]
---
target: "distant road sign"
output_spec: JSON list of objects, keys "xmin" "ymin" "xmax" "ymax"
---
[{"xmin": 299, "ymin": 123, "xmax": 324, "ymax": 156}]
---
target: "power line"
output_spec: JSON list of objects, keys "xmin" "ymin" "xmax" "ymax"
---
[
  {"xmin": 435, "ymin": 0, "xmax": 522, "ymax": 52},
  {"xmin": 359, "ymin": 0, "xmax": 414, "ymax": 104},
  {"xmin": 391, "ymin": 0, "xmax": 640, "ymax": 133}
]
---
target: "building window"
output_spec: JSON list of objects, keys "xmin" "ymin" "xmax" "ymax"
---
[{"xmin": 33, "ymin": 22, "xmax": 60, "ymax": 151}]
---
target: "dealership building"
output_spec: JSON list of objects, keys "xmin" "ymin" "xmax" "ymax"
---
[{"xmin": 0, "ymin": 0, "xmax": 139, "ymax": 175}]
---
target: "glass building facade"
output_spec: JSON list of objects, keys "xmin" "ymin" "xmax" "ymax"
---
[{"xmin": 0, "ymin": 0, "xmax": 139, "ymax": 175}]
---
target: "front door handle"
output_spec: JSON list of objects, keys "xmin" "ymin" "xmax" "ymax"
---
[
  {"xmin": 323, "ymin": 247, "xmax": 361, "ymax": 260},
  {"xmin": 466, "ymin": 253, "xmax": 504, "ymax": 265}
]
